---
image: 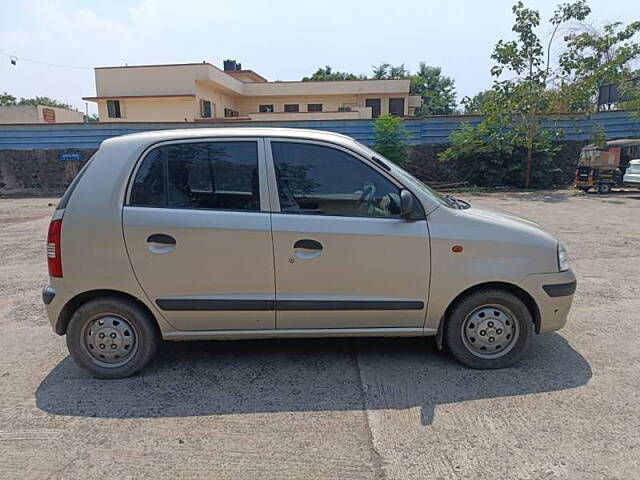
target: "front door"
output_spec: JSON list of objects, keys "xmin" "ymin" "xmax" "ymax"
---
[
  {"xmin": 123, "ymin": 139, "xmax": 275, "ymax": 331},
  {"xmin": 267, "ymin": 140, "xmax": 430, "ymax": 329}
]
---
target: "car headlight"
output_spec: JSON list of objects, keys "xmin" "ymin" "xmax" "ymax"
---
[{"xmin": 557, "ymin": 243, "xmax": 570, "ymax": 272}]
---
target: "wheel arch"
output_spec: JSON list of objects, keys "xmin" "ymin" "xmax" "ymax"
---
[
  {"xmin": 55, "ymin": 289, "xmax": 160, "ymax": 336},
  {"xmin": 435, "ymin": 281, "xmax": 541, "ymax": 349}
]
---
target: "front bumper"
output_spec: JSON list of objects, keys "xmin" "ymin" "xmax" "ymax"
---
[
  {"xmin": 623, "ymin": 174, "xmax": 640, "ymax": 187},
  {"xmin": 520, "ymin": 269, "xmax": 577, "ymax": 334}
]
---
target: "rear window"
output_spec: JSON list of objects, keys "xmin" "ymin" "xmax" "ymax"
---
[
  {"xmin": 57, "ymin": 155, "xmax": 94, "ymax": 210},
  {"xmin": 129, "ymin": 141, "xmax": 260, "ymax": 212}
]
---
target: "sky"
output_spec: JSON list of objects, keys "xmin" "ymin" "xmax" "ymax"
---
[{"xmin": 0, "ymin": 0, "xmax": 636, "ymax": 115}]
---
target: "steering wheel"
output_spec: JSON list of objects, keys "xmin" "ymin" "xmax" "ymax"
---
[{"xmin": 358, "ymin": 183, "xmax": 376, "ymax": 213}]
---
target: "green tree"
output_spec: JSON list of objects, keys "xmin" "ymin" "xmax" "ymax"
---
[
  {"xmin": 0, "ymin": 92, "xmax": 18, "ymax": 106},
  {"xmin": 439, "ymin": 121, "xmax": 558, "ymax": 187},
  {"xmin": 372, "ymin": 114, "xmax": 410, "ymax": 165},
  {"xmin": 1, "ymin": 92, "xmax": 76, "ymax": 110},
  {"xmin": 488, "ymin": 0, "xmax": 590, "ymax": 188},
  {"xmin": 18, "ymin": 96, "xmax": 76, "ymax": 110},
  {"xmin": 302, "ymin": 66, "xmax": 366, "ymax": 81},
  {"xmin": 462, "ymin": 90, "xmax": 498, "ymax": 114},
  {"xmin": 410, "ymin": 64, "xmax": 457, "ymax": 116},
  {"xmin": 559, "ymin": 21, "xmax": 640, "ymax": 111},
  {"xmin": 440, "ymin": 0, "xmax": 592, "ymax": 188},
  {"xmin": 371, "ymin": 62, "xmax": 409, "ymax": 79}
]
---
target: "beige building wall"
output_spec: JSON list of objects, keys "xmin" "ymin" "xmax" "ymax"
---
[
  {"xmin": 0, "ymin": 105, "xmax": 83, "ymax": 124},
  {"xmin": 36, "ymin": 106, "xmax": 84, "ymax": 123},
  {"xmin": 87, "ymin": 63, "xmax": 420, "ymax": 122},
  {"xmin": 235, "ymin": 93, "xmax": 408, "ymax": 117},
  {"xmin": 0, "ymin": 106, "xmax": 39, "ymax": 124},
  {"xmin": 96, "ymin": 97, "xmax": 197, "ymax": 122},
  {"xmin": 194, "ymin": 81, "xmax": 240, "ymax": 118}
]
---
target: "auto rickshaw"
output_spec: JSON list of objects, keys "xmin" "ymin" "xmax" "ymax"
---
[{"xmin": 575, "ymin": 139, "xmax": 640, "ymax": 194}]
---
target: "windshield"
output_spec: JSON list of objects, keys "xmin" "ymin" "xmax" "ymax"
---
[
  {"xmin": 356, "ymin": 142, "xmax": 458, "ymax": 209},
  {"xmin": 578, "ymin": 148, "xmax": 602, "ymax": 166}
]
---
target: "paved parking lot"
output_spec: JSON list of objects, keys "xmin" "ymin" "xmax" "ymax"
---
[{"xmin": 1, "ymin": 190, "xmax": 639, "ymax": 479}]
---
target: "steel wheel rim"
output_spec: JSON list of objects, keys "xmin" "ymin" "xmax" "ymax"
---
[
  {"xmin": 461, "ymin": 304, "xmax": 519, "ymax": 359},
  {"xmin": 81, "ymin": 314, "xmax": 138, "ymax": 368}
]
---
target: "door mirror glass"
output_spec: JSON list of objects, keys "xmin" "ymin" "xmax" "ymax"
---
[{"xmin": 400, "ymin": 189, "xmax": 424, "ymax": 220}]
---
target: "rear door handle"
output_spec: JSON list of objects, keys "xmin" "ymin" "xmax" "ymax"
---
[
  {"xmin": 294, "ymin": 239, "xmax": 323, "ymax": 250},
  {"xmin": 147, "ymin": 233, "xmax": 176, "ymax": 245}
]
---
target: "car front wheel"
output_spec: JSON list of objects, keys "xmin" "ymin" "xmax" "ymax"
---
[
  {"xmin": 66, "ymin": 297, "xmax": 159, "ymax": 379},
  {"xmin": 444, "ymin": 288, "xmax": 533, "ymax": 369}
]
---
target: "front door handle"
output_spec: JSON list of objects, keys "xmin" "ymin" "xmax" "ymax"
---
[
  {"xmin": 293, "ymin": 239, "xmax": 323, "ymax": 260},
  {"xmin": 293, "ymin": 239, "xmax": 323, "ymax": 250},
  {"xmin": 147, "ymin": 233, "xmax": 176, "ymax": 245}
]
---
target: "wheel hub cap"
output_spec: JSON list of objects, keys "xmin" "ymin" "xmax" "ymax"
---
[
  {"xmin": 84, "ymin": 315, "xmax": 136, "ymax": 365},
  {"xmin": 462, "ymin": 306, "xmax": 518, "ymax": 358}
]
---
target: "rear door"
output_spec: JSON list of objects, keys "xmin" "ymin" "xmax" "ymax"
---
[
  {"xmin": 123, "ymin": 139, "xmax": 275, "ymax": 331},
  {"xmin": 267, "ymin": 139, "xmax": 430, "ymax": 330}
]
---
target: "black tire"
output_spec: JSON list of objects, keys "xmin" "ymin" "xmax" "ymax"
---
[
  {"xmin": 66, "ymin": 296, "xmax": 160, "ymax": 379},
  {"xmin": 597, "ymin": 183, "xmax": 611, "ymax": 194},
  {"xmin": 444, "ymin": 288, "xmax": 533, "ymax": 369}
]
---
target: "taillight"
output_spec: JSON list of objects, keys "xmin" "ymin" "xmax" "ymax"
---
[{"xmin": 47, "ymin": 219, "xmax": 63, "ymax": 278}]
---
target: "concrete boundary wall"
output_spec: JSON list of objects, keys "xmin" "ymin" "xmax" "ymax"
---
[
  {"xmin": 0, "ymin": 111, "xmax": 637, "ymax": 195},
  {"xmin": 0, "ymin": 110, "xmax": 638, "ymax": 150}
]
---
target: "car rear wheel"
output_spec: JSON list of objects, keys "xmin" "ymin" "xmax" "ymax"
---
[
  {"xmin": 597, "ymin": 183, "xmax": 612, "ymax": 194},
  {"xmin": 444, "ymin": 288, "xmax": 533, "ymax": 369},
  {"xmin": 66, "ymin": 297, "xmax": 159, "ymax": 379}
]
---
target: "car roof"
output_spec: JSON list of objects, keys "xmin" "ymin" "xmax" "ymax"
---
[{"xmin": 101, "ymin": 127, "xmax": 358, "ymax": 150}]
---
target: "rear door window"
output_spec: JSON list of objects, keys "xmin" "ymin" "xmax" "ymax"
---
[{"xmin": 129, "ymin": 141, "xmax": 260, "ymax": 211}]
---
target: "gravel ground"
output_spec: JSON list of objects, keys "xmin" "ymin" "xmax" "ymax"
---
[{"xmin": 1, "ymin": 190, "xmax": 639, "ymax": 480}]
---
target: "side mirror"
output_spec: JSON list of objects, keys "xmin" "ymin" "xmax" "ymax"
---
[{"xmin": 400, "ymin": 189, "xmax": 422, "ymax": 220}]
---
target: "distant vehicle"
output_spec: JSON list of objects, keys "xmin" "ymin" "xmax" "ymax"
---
[
  {"xmin": 43, "ymin": 128, "xmax": 576, "ymax": 378},
  {"xmin": 574, "ymin": 139, "xmax": 640, "ymax": 194},
  {"xmin": 623, "ymin": 159, "xmax": 640, "ymax": 188}
]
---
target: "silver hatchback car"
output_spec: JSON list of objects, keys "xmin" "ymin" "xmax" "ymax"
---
[{"xmin": 43, "ymin": 128, "xmax": 576, "ymax": 378}]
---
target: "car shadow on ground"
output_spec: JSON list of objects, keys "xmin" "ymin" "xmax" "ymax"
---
[{"xmin": 36, "ymin": 333, "xmax": 591, "ymax": 425}]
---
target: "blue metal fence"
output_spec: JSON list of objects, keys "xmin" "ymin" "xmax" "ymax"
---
[{"xmin": 0, "ymin": 110, "xmax": 637, "ymax": 150}]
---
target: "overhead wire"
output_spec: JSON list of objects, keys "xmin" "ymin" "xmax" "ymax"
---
[{"xmin": 0, "ymin": 48, "xmax": 92, "ymax": 69}]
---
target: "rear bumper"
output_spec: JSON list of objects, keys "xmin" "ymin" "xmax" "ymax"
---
[
  {"xmin": 42, "ymin": 279, "xmax": 71, "ymax": 335},
  {"xmin": 520, "ymin": 269, "xmax": 577, "ymax": 334}
]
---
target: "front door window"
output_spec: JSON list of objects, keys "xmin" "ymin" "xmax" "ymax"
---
[{"xmin": 271, "ymin": 142, "xmax": 402, "ymax": 218}]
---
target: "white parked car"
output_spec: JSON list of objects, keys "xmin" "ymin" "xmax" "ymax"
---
[{"xmin": 623, "ymin": 159, "xmax": 640, "ymax": 187}]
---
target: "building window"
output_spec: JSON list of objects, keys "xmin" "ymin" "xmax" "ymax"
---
[
  {"xmin": 200, "ymin": 100, "xmax": 212, "ymax": 118},
  {"xmin": 389, "ymin": 98, "xmax": 405, "ymax": 117},
  {"xmin": 259, "ymin": 104, "xmax": 274, "ymax": 113},
  {"xmin": 107, "ymin": 100, "xmax": 121, "ymax": 118},
  {"xmin": 224, "ymin": 108, "xmax": 239, "ymax": 118},
  {"xmin": 284, "ymin": 104, "xmax": 299, "ymax": 113},
  {"xmin": 307, "ymin": 104, "xmax": 323, "ymax": 112},
  {"xmin": 365, "ymin": 98, "xmax": 381, "ymax": 118}
]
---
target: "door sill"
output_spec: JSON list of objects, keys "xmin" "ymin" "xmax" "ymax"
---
[{"xmin": 163, "ymin": 327, "xmax": 435, "ymax": 341}]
